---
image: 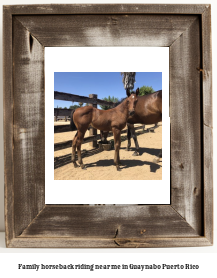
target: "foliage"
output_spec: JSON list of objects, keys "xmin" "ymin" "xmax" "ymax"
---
[
  {"xmin": 69, "ymin": 104, "xmax": 80, "ymax": 110},
  {"xmin": 138, "ymin": 85, "xmax": 155, "ymax": 96},
  {"xmin": 100, "ymin": 96, "xmax": 119, "ymax": 110}
]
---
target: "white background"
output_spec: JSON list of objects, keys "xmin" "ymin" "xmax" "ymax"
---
[
  {"xmin": 45, "ymin": 47, "xmax": 170, "ymax": 204},
  {"xmin": 0, "ymin": 0, "xmax": 216, "ymax": 277}
]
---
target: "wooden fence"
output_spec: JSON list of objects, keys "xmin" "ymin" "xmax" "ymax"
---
[
  {"xmin": 54, "ymin": 91, "xmax": 148, "ymax": 152},
  {"xmin": 54, "ymin": 91, "xmax": 118, "ymax": 150},
  {"xmin": 54, "ymin": 91, "xmax": 115, "ymax": 107},
  {"xmin": 54, "ymin": 125, "xmax": 144, "ymax": 151}
]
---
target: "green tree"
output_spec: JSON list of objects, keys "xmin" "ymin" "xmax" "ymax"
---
[
  {"xmin": 100, "ymin": 96, "xmax": 119, "ymax": 110},
  {"xmin": 139, "ymin": 85, "xmax": 155, "ymax": 96},
  {"xmin": 69, "ymin": 104, "xmax": 80, "ymax": 110}
]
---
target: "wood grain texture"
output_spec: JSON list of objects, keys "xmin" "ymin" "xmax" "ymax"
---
[
  {"xmin": 203, "ymin": 125, "xmax": 213, "ymax": 243},
  {"xmin": 17, "ymin": 15, "xmax": 197, "ymax": 47},
  {"xmin": 7, "ymin": 236, "xmax": 212, "ymax": 248},
  {"xmin": 3, "ymin": 7, "xmax": 14, "ymax": 247},
  {"xmin": 201, "ymin": 6, "xmax": 213, "ymax": 244},
  {"xmin": 3, "ymin": 4, "xmax": 208, "ymax": 15},
  {"xmin": 20, "ymin": 205, "xmax": 198, "ymax": 238},
  {"xmin": 202, "ymin": 6, "xmax": 212, "ymax": 128},
  {"xmin": 3, "ymin": 4, "xmax": 213, "ymax": 248},
  {"xmin": 12, "ymin": 18, "xmax": 45, "ymax": 237},
  {"xmin": 170, "ymin": 17, "xmax": 202, "ymax": 234}
]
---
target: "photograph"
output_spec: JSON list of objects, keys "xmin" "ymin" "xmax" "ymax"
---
[{"xmin": 54, "ymin": 72, "xmax": 162, "ymax": 180}]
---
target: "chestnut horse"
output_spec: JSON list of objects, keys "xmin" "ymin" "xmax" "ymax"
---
[
  {"xmin": 101, "ymin": 90, "xmax": 162, "ymax": 157},
  {"xmin": 127, "ymin": 90, "xmax": 162, "ymax": 156},
  {"xmin": 71, "ymin": 88, "xmax": 139, "ymax": 171}
]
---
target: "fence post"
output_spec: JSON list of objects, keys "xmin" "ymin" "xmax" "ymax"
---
[
  {"xmin": 55, "ymin": 109, "xmax": 58, "ymax": 121},
  {"xmin": 89, "ymin": 94, "xmax": 98, "ymax": 148}
]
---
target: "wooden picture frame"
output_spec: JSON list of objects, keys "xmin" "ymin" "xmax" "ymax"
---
[{"xmin": 3, "ymin": 4, "xmax": 213, "ymax": 248}]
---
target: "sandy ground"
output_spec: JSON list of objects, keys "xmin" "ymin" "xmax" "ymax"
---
[{"xmin": 54, "ymin": 121, "xmax": 162, "ymax": 180}]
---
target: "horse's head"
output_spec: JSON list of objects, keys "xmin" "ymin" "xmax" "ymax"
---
[{"xmin": 126, "ymin": 88, "xmax": 139, "ymax": 116}]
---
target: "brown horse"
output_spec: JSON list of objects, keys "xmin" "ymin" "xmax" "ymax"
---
[
  {"xmin": 127, "ymin": 90, "xmax": 162, "ymax": 156},
  {"xmin": 101, "ymin": 90, "xmax": 162, "ymax": 156},
  {"xmin": 71, "ymin": 88, "xmax": 139, "ymax": 171}
]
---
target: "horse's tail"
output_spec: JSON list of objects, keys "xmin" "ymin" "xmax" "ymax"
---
[{"xmin": 70, "ymin": 110, "xmax": 77, "ymax": 131}]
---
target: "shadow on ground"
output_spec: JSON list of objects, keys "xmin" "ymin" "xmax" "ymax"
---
[
  {"xmin": 54, "ymin": 148, "xmax": 103, "ymax": 169},
  {"xmin": 126, "ymin": 147, "xmax": 161, "ymax": 157},
  {"xmin": 84, "ymin": 159, "xmax": 161, "ymax": 173},
  {"xmin": 54, "ymin": 146, "xmax": 161, "ymax": 171},
  {"xmin": 54, "ymin": 124, "xmax": 161, "ymax": 170}
]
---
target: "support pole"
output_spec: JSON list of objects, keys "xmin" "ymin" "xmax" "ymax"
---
[{"xmin": 55, "ymin": 109, "xmax": 58, "ymax": 121}]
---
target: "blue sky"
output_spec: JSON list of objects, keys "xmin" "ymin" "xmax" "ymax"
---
[{"xmin": 54, "ymin": 72, "xmax": 162, "ymax": 108}]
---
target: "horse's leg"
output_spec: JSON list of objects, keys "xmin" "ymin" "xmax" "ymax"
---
[
  {"xmin": 130, "ymin": 125, "xmax": 140, "ymax": 156},
  {"xmin": 101, "ymin": 131, "xmax": 109, "ymax": 143},
  {"xmin": 76, "ymin": 130, "xmax": 86, "ymax": 169},
  {"xmin": 72, "ymin": 131, "xmax": 79, "ymax": 168},
  {"xmin": 126, "ymin": 123, "xmax": 131, "ymax": 151},
  {"xmin": 113, "ymin": 128, "xmax": 121, "ymax": 171},
  {"xmin": 100, "ymin": 130, "xmax": 104, "ymax": 142},
  {"xmin": 117, "ymin": 146, "xmax": 121, "ymax": 166},
  {"xmin": 104, "ymin": 131, "xmax": 109, "ymax": 142}
]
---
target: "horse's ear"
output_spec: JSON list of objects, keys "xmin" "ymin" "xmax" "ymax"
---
[
  {"xmin": 126, "ymin": 88, "xmax": 131, "ymax": 97},
  {"xmin": 136, "ymin": 88, "xmax": 139, "ymax": 95}
]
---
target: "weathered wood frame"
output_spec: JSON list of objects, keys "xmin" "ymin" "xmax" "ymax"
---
[{"xmin": 3, "ymin": 4, "xmax": 212, "ymax": 248}]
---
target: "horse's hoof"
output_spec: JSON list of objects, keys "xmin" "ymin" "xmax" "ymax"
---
[
  {"xmin": 132, "ymin": 151, "xmax": 139, "ymax": 156},
  {"xmin": 116, "ymin": 165, "xmax": 121, "ymax": 171},
  {"xmin": 73, "ymin": 163, "xmax": 79, "ymax": 168},
  {"xmin": 81, "ymin": 165, "xmax": 87, "ymax": 170},
  {"xmin": 153, "ymin": 158, "xmax": 160, "ymax": 163}
]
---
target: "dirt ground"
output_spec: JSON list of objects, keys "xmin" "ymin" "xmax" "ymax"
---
[{"xmin": 54, "ymin": 122, "xmax": 162, "ymax": 180}]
